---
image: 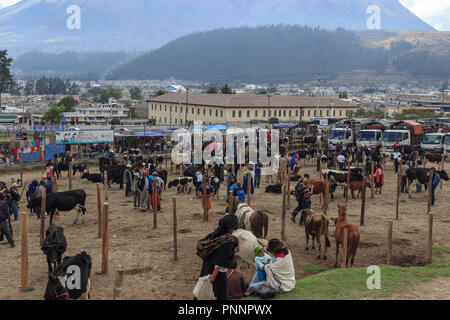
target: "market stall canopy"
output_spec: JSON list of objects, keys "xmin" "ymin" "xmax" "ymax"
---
[
  {"xmin": 114, "ymin": 133, "xmax": 138, "ymax": 137},
  {"xmin": 203, "ymin": 124, "xmax": 229, "ymax": 130},
  {"xmin": 135, "ymin": 131, "xmax": 165, "ymax": 137},
  {"xmin": 273, "ymin": 123, "xmax": 297, "ymax": 128}
]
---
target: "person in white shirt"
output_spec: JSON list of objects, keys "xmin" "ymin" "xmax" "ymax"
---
[
  {"xmin": 393, "ymin": 151, "xmax": 401, "ymax": 173},
  {"xmin": 337, "ymin": 154, "xmax": 346, "ymax": 170}
]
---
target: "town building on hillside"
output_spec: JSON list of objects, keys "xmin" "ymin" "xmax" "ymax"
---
[{"xmin": 147, "ymin": 93, "xmax": 358, "ymax": 125}]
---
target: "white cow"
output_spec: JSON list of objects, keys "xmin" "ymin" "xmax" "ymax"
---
[{"xmin": 233, "ymin": 229, "xmax": 268, "ymax": 270}]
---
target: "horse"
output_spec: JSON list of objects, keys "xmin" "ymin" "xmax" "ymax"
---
[{"xmin": 227, "ymin": 198, "xmax": 269, "ymax": 239}]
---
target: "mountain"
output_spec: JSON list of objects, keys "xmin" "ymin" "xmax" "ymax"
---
[
  {"xmin": 106, "ymin": 25, "xmax": 450, "ymax": 82},
  {"xmin": 12, "ymin": 51, "xmax": 139, "ymax": 80},
  {"xmin": 0, "ymin": 0, "xmax": 435, "ymax": 55}
]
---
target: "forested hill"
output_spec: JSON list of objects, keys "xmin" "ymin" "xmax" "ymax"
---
[{"xmin": 107, "ymin": 26, "xmax": 390, "ymax": 82}]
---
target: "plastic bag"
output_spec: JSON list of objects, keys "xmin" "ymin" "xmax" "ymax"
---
[{"xmin": 193, "ymin": 275, "xmax": 216, "ymax": 300}]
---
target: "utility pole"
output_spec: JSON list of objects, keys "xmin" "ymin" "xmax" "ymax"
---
[
  {"xmin": 184, "ymin": 88, "xmax": 189, "ymax": 128},
  {"xmin": 316, "ymin": 67, "xmax": 321, "ymax": 120}
]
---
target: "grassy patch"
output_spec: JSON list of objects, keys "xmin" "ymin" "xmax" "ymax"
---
[
  {"xmin": 299, "ymin": 264, "xmax": 330, "ymax": 274},
  {"xmin": 247, "ymin": 257, "xmax": 450, "ymax": 300},
  {"xmin": 433, "ymin": 246, "xmax": 450, "ymax": 255}
]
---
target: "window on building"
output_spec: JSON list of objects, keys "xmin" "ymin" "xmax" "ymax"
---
[
  {"xmin": 175, "ymin": 119, "xmax": 177, "ymax": 124},
  {"xmin": 263, "ymin": 110, "xmax": 266, "ymax": 117},
  {"xmin": 308, "ymin": 110, "xmax": 311, "ymax": 117},
  {"xmin": 320, "ymin": 110, "xmax": 323, "ymax": 117},
  {"xmin": 215, "ymin": 110, "xmax": 218, "ymax": 117},
  {"xmin": 239, "ymin": 111, "xmax": 242, "ymax": 117},
  {"xmin": 247, "ymin": 111, "xmax": 250, "ymax": 117},
  {"xmin": 198, "ymin": 108, "xmax": 200, "ymax": 115},
  {"xmin": 327, "ymin": 110, "xmax": 329, "ymax": 116},
  {"xmin": 164, "ymin": 117, "xmax": 166, "ymax": 123},
  {"xmin": 283, "ymin": 110, "xmax": 286, "ymax": 117},
  {"xmin": 269, "ymin": 110, "xmax": 272, "ymax": 117},
  {"xmin": 295, "ymin": 110, "xmax": 298, "ymax": 117},
  {"xmin": 339, "ymin": 110, "xmax": 342, "ymax": 116},
  {"xmin": 220, "ymin": 111, "xmax": 223, "ymax": 117},
  {"xmin": 274, "ymin": 111, "xmax": 277, "ymax": 117},
  {"xmin": 180, "ymin": 107, "xmax": 183, "ymax": 113},
  {"xmin": 192, "ymin": 108, "xmax": 194, "ymax": 114},
  {"xmin": 175, "ymin": 106, "xmax": 177, "ymax": 113},
  {"xmin": 333, "ymin": 110, "xmax": 336, "ymax": 116},
  {"xmin": 255, "ymin": 110, "xmax": 258, "ymax": 117},
  {"xmin": 233, "ymin": 111, "xmax": 236, "ymax": 118}
]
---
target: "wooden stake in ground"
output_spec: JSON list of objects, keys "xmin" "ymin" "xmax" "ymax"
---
[
  {"xmin": 228, "ymin": 191, "xmax": 234, "ymax": 215},
  {"xmin": 69, "ymin": 162, "xmax": 73, "ymax": 191},
  {"xmin": 370, "ymin": 161, "xmax": 375, "ymax": 198},
  {"xmin": 173, "ymin": 197, "xmax": 177, "ymax": 261},
  {"xmin": 342, "ymin": 228, "xmax": 348, "ymax": 268},
  {"xmin": 113, "ymin": 266, "xmax": 124, "ymax": 300},
  {"xmin": 20, "ymin": 159, "xmax": 23, "ymax": 185},
  {"xmin": 40, "ymin": 188, "xmax": 46, "ymax": 246},
  {"xmin": 102, "ymin": 203, "xmax": 109, "ymax": 274},
  {"xmin": 360, "ymin": 177, "xmax": 367, "ymax": 226},
  {"xmin": 247, "ymin": 173, "xmax": 252, "ymax": 206},
  {"xmin": 281, "ymin": 184, "xmax": 287, "ymax": 241},
  {"xmin": 427, "ymin": 213, "xmax": 434, "ymax": 264},
  {"xmin": 396, "ymin": 162, "xmax": 402, "ymax": 220},
  {"xmin": 153, "ymin": 180, "xmax": 158, "ymax": 229},
  {"xmin": 387, "ymin": 220, "xmax": 393, "ymax": 265},
  {"xmin": 52, "ymin": 176, "xmax": 57, "ymax": 193},
  {"xmin": 97, "ymin": 183, "xmax": 102, "ymax": 238},
  {"xmin": 202, "ymin": 178, "xmax": 208, "ymax": 222},
  {"xmin": 427, "ymin": 168, "xmax": 434, "ymax": 214},
  {"xmin": 287, "ymin": 167, "xmax": 291, "ymax": 210},
  {"xmin": 21, "ymin": 212, "xmax": 29, "ymax": 291},
  {"xmin": 346, "ymin": 162, "xmax": 350, "ymax": 203},
  {"xmin": 324, "ymin": 180, "xmax": 329, "ymax": 216}
]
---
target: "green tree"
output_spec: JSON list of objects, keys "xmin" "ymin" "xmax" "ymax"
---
[
  {"xmin": 130, "ymin": 87, "xmax": 143, "ymax": 100},
  {"xmin": 9, "ymin": 83, "xmax": 21, "ymax": 95},
  {"xmin": 148, "ymin": 118, "xmax": 156, "ymax": 125},
  {"xmin": 24, "ymin": 80, "xmax": 35, "ymax": 95},
  {"xmin": 43, "ymin": 104, "xmax": 65, "ymax": 124},
  {"xmin": 124, "ymin": 100, "xmax": 137, "ymax": 119},
  {"xmin": 0, "ymin": 50, "xmax": 14, "ymax": 109},
  {"xmin": 153, "ymin": 90, "xmax": 166, "ymax": 97},
  {"xmin": 207, "ymin": 86, "xmax": 218, "ymax": 94},
  {"xmin": 339, "ymin": 92, "xmax": 348, "ymax": 99},
  {"xmin": 221, "ymin": 84, "xmax": 233, "ymax": 94},
  {"xmin": 98, "ymin": 87, "xmax": 123, "ymax": 103},
  {"xmin": 111, "ymin": 118, "xmax": 121, "ymax": 125},
  {"xmin": 57, "ymin": 96, "xmax": 78, "ymax": 112}
]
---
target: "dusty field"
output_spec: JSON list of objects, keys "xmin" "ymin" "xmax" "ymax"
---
[{"xmin": 0, "ymin": 159, "xmax": 449, "ymax": 300}]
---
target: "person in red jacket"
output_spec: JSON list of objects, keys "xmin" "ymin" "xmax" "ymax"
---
[{"xmin": 374, "ymin": 165, "xmax": 384, "ymax": 194}]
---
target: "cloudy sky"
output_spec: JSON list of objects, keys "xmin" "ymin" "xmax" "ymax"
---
[{"xmin": 0, "ymin": 0, "xmax": 449, "ymax": 30}]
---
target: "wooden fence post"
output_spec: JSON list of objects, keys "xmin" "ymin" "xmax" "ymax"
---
[
  {"xmin": 281, "ymin": 184, "xmax": 287, "ymax": 241},
  {"xmin": 202, "ymin": 178, "xmax": 208, "ymax": 222},
  {"xmin": 387, "ymin": 220, "xmax": 393, "ymax": 265},
  {"xmin": 40, "ymin": 188, "xmax": 46, "ymax": 246},
  {"xmin": 21, "ymin": 212, "xmax": 29, "ymax": 291},
  {"xmin": 427, "ymin": 213, "xmax": 434, "ymax": 264},
  {"xmin": 346, "ymin": 162, "xmax": 350, "ymax": 202},
  {"xmin": 287, "ymin": 167, "xmax": 291, "ymax": 210},
  {"xmin": 370, "ymin": 161, "xmax": 375, "ymax": 199},
  {"xmin": 69, "ymin": 162, "xmax": 73, "ymax": 191},
  {"xmin": 324, "ymin": 180, "xmax": 329, "ymax": 216},
  {"xmin": 153, "ymin": 180, "xmax": 158, "ymax": 229},
  {"xmin": 228, "ymin": 191, "xmax": 234, "ymax": 215},
  {"xmin": 360, "ymin": 177, "xmax": 367, "ymax": 226},
  {"xmin": 428, "ymin": 169, "xmax": 434, "ymax": 214},
  {"xmin": 247, "ymin": 173, "xmax": 252, "ymax": 206},
  {"xmin": 113, "ymin": 266, "xmax": 124, "ymax": 300},
  {"xmin": 342, "ymin": 228, "xmax": 348, "ymax": 268},
  {"xmin": 102, "ymin": 203, "xmax": 109, "ymax": 274},
  {"xmin": 52, "ymin": 176, "xmax": 57, "ymax": 193},
  {"xmin": 20, "ymin": 158, "xmax": 23, "ymax": 186},
  {"xmin": 97, "ymin": 183, "xmax": 102, "ymax": 238},
  {"xmin": 173, "ymin": 197, "xmax": 178, "ymax": 261},
  {"xmin": 396, "ymin": 163, "xmax": 402, "ymax": 220}
]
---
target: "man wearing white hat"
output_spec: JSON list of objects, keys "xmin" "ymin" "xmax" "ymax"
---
[{"xmin": 123, "ymin": 164, "xmax": 133, "ymax": 198}]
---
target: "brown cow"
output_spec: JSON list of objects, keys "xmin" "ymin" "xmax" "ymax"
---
[
  {"xmin": 308, "ymin": 180, "xmax": 330, "ymax": 205},
  {"xmin": 424, "ymin": 152, "xmax": 443, "ymax": 168},
  {"xmin": 331, "ymin": 204, "xmax": 360, "ymax": 268},
  {"xmin": 348, "ymin": 181, "xmax": 371, "ymax": 199},
  {"xmin": 304, "ymin": 209, "xmax": 331, "ymax": 260}
]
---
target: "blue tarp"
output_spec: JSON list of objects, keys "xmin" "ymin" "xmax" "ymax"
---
[
  {"xmin": 135, "ymin": 131, "xmax": 165, "ymax": 137},
  {"xmin": 19, "ymin": 152, "xmax": 40, "ymax": 163},
  {"xmin": 204, "ymin": 124, "xmax": 229, "ymax": 130},
  {"xmin": 45, "ymin": 144, "xmax": 66, "ymax": 161},
  {"xmin": 273, "ymin": 123, "xmax": 297, "ymax": 128},
  {"xmin": 114, "ymin": 133, "xmax": 138, "ymax": 137}
]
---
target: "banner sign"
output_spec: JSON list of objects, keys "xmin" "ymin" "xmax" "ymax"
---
[
  {"xmin": 45, "ymin": 144, "xmax": 66, "ymax": 161},
  {"xmin": 19, "ymin": 152, "xmax": 40, "ymax": 163},
  {"xmin": 55, "ymin": 130, "xmax": 114, "ymax": 145}
]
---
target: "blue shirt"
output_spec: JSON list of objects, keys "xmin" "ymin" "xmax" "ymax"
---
[
  {"xmin": 236, "ymin": 189, "xmax": 246, "ymax": 202},
  {"xmin": 255, "ymin": 163, "xmax": 263, "ymax": 174},
  {"xmin": 45, "ymin": 181, "xmax": 53, "ymax": 195}
]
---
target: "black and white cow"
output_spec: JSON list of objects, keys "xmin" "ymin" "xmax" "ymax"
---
[
  {"xmin": 27, "ymin": 190, "xmax": 87, "ymax": 226},
  {"xmin": 168, "ymin": 177, "xmax": 194, "ymax": 194},
  {"xmin": 42, "ymin": 226, "xmax": 67, "ymax": 273}
]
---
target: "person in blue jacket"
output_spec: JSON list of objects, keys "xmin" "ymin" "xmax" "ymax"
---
[{"xmin": 242, "ymin": 171, "xmax": 254, "ymax": 198}]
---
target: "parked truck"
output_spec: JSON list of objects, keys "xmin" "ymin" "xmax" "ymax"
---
[
  {"xmin": 356, "ymin": 121, "xmax": 385, "ymax": 150},
  {"xmin": 328, "ymin": 120, "xmax": 361, "ymax": 148},
  {"xmin": 382, "ymin": 120, "xmax": 423, "ymax": 154},
  {"xmin": 421, "ymin": 133, "xmax": 447, "ymax": 153}
]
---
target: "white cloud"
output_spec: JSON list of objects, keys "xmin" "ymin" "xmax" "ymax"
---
[
  {"xmin": 0, "ymin": 0, "xmax": 21, "ymax": 8},
  {"xmin": 400, "ymin": 0, "xmax": 450, "ymax": 31}
]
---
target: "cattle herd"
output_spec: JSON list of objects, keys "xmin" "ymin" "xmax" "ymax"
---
[{"xmin": 2, "ymin": 140, "xmax": 449, "ymax": 300}]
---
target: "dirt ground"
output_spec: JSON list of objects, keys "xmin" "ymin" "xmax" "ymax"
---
[{"xmin": 0, "ymin": 159, "xmax": 449, "ymax": 300}]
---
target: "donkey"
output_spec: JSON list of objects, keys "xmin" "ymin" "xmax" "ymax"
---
[
  {"xmin": 331, "ymin": 204, "xmax": 360, "ymax": 268},
  {"xmin": 303, "ymin": 209, "xmax": 331, "ymax": 260},
  {"xmin": 227, "ymin": 198, "xmax": 269, "ymax": 239}
]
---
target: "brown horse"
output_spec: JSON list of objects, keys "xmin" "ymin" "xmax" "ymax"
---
[
  {"xmin": 303, "ymin": 209, "xmax": 331, "ymax": 260},
  {"xmin": 331, "ymin": 204, "xmax": 360, "ymax": 268},
  {"xmin": 227, "ymin": 197, "xmax": 269, "ymax": 239}
]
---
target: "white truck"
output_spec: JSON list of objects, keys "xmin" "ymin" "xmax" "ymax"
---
[
  {"xmin": 356, "ymin": 130, "xmax": 383, "ymax": 150},
  {"xmin": 445, "ymin": 134, "xmax": 450, "ymax": 156},
  {"xmin": 328, "ymin": 127, "xmax": 355, "ymax": 147},
  {"xmin": 421, "ymin": 133, "xmax": 447, "ymax": 153},
  {"xmin": 382, "ymin": 120, "xmax": 423, "ymax": 154}
]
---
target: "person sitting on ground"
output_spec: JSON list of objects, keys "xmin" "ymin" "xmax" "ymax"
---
[
  {"xmin": 249, "ymin": 239, "xmax": 295, "ymax": 296},
  {"xmin": 226, "ymin": 269, "xmax": 249, "ymax": 300},
  {"xmin": 253, "ymin": 245, "xmax": 271, "ymax": 283}
]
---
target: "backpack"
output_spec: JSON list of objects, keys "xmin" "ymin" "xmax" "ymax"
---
[
  {"xmin": 256, "ymin": 285, "xmax": 277, "ymax": 300},
  {"xmin": 196, "ymin": 233, "xmax": 235, "ymax": 259}
]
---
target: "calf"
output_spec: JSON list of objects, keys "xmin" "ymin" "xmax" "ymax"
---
[
  {"xmin": 42, "ymin": 226, "xmax": 67, "ymax": 273},
  {"xmin": 265, "ymin": 184, "xmax": 282, "ymax": 194},
  {"xmin": 168, "ymin": 177, "xmax": 194, "ymax": 194},
  {"xmin": 303, "ymin": 209, "xmax": 331, "ymax": 260},
  {"xmin": 81, "ymin": 171, "xmax": 104, "ymax": 183},
  {"xmin": 331, "ymin": 204, "xmax": 360, "ymax": 268},
  {"xmin": 232, "ymin": 229, "xmax": 268, "ymax": 270},
  {"xmin": 45, "ymin": 251, "xmax": 92, "ymax": 300},
  {"xmin": 210, "ymin": 176, "xmax": 221, "ymax": 200}
]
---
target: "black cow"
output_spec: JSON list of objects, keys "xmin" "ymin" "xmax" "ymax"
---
[
  {"xmin": 27, "ymin": 190, "xmax": 87, "ymax": 226},
  {"xmin": 265, "ymin": 184, "xmax": 282, "ymax": 194},
  {"xmin": 42, "ymin": 226, "xmax": 67, "ymax": 273},
  {"xmin": 106, "ymin": 166, "xmax": 127, "ymax": 189},
  {"xmin": 44, "ymin": 251, "xmax": 92, "ymax": 301},
  {"xmin": 81, "ymin": 172, "xmax": 104, "ymax": 183},
  {"xmin": 99, "ymin": 157, "xmax": 118, "ymax": 173},
  {"xmin": 304, "ymin": 136, "xmax": 317, "ymax": 145},
  {"xmin": 72, "ymin": 164, "xmax": 87, "ymax": 177},
  {"xmin": 406, "ymin": 168, "xmax": 449, "ymax": 194},
  {"xmin": 210, "ymin": 176, "xmax": 221, "ymax": 199},
  {"xmin": 54, "ymin": 161, "xmax": 70, "ymax": 179}
]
